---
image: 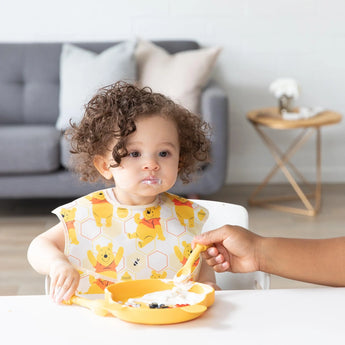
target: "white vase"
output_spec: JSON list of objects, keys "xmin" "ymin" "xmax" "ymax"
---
[{"xmin": 278, "ymin": 95, "xmax": 293, "ymax": 114}]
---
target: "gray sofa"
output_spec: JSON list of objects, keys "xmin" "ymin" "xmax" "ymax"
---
[{"xmin": 0, "ymin": 41, "xmax": 228, "ymax": 199}]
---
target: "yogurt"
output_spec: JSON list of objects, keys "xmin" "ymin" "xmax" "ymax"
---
[{"xmin": 126, "ymin": 286, "xmax": 204, "ymax": 307}]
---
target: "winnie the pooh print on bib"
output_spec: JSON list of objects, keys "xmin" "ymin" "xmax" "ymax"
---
[{"xmin": 53, "ymin": 189, "xmax": 208, "ymax": 294}]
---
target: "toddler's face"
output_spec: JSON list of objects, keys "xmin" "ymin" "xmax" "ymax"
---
[{"xmin": 106, "ymin": 115, "xmax": 180, "ymax": 205}]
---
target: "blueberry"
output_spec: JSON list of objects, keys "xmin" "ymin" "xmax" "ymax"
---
[{"xmin": 149, "ymin": 302, "xmax": 159, "ymax": 309}]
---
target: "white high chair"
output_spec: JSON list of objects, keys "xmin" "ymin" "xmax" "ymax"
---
[{"xmin": 192, "ymin": 199, "xmax": 270, "ymax": 290}]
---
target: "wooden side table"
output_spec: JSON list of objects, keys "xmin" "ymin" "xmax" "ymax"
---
[{"xmin": 246, "ymin": 107, "xmax": 342, "ymax": 216}]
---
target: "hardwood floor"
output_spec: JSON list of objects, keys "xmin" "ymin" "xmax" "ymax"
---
[{"xmin": 1, "ymin": 184, "xmax": 344, "ymax": 295}]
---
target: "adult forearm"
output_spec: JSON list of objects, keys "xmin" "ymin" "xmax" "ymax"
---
[{"xmin": 258, "ymin": 237, "xmax": 345, "ymax": 287}]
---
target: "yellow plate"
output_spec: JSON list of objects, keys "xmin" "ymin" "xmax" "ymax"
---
[{"xmin": 104, "ymin": 279, "xmax": 215, "ymax": 324}]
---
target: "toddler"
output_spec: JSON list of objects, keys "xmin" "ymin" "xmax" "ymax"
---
[{"xmin": 27, "ymin": 81, "xmax": 218, "ymax": 303}]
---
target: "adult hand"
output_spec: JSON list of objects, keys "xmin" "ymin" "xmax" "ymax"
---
[{"xmin": 193, "ymin": 225, "xmax": 261, "ymax": 274}]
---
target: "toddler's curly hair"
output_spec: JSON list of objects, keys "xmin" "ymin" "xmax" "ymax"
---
[{"xmin": 67, "ymin": 81, "xmax": 211, "ymax": 184}]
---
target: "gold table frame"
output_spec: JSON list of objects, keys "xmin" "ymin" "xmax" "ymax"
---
[{"xmin": 247, "ymin": 108, "xmax": 342, "ymax": 216}]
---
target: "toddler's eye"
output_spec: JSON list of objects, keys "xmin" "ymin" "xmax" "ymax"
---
[
  {"xmin": 159, "ymin": 151, "xmax": 169, "ymax": 157},
  {"xmin": 129, "ymin": 151, "xmax": 141, "ymax": 158}
]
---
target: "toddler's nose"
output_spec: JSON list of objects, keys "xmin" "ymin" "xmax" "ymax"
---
[{"xmin": 143, "ymin": 157, "xmax": 159, "ymax": 171}]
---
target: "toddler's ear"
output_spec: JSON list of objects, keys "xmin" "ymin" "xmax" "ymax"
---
[{"xmin": 94, "ymin": 155, "xmax": 113, "ymax": 180}]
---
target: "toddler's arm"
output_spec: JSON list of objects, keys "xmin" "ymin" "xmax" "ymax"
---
[{"xmin": 27, "ymin": 222, "xmax": 80, "ymax": 303}]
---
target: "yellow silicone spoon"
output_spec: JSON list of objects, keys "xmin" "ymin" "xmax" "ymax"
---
[{"xmin": 174, "ymin": 244, "xmax": 209, "ymax": 283}]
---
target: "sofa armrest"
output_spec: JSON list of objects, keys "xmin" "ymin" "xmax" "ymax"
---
[{"xmin": 200, "ymin": 80, "xmax": 229, "ymax": 186}]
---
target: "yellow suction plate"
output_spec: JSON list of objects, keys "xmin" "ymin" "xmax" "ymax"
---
[{"xmin": 104, "ymin": 279, "xmax": 215, "ymax": 324}]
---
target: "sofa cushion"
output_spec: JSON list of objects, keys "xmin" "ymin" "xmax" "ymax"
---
[
  {"xmin": 135, "ymin": 39, "xmax": 221, "ymax": 113},
  {"xmin": 0, "ymin": 44, "xmax": 61, "ymax": 125},
  {"xmin": 0, "ymin": 125, "xmax": 61, "ymax": 174},
  {"xmin": 56, "ymin": 41, "xmax": 137, "ymax": 130}
]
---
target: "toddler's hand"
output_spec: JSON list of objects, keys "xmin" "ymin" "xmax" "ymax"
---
[{"xmin": 49, "ymin": 259, "xmax": 80, "ymax": 304}]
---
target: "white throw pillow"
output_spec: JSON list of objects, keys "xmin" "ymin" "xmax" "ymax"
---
[
  {"xmin": 135, "ymin": 40, "xmax": 221, "ymax": 113},
  {"xmin": 56, "ymin": 41, "xmax": 136, "ymax": 130}
]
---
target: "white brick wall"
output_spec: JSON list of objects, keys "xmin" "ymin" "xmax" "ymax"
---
[{"xmin": 1, "ymin": 0, "xmax": 344, "ymax": 183}]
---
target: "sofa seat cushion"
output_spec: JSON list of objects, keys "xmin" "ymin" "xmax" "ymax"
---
[{"xmin": 0, "ymin": 125, "xmax": 61, "ymax": 174}]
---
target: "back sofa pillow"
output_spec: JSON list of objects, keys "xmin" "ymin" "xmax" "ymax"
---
[
  {"xmin": 56, "ymin": 41, "xmax": 136, "ymax": 131},
  {"xmin": 135, "ymin": 39, "xmax": 221, "ymax": 114}
]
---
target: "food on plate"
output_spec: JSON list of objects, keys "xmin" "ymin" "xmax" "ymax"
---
[{"xmin": 123, "ymin": 285, "xmax": 205, "ymax": 308}]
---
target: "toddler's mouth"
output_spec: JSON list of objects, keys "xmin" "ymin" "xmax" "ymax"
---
[{"xmin": 142, "ymin": 178, "xmax": 162, "ymax": 185}]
